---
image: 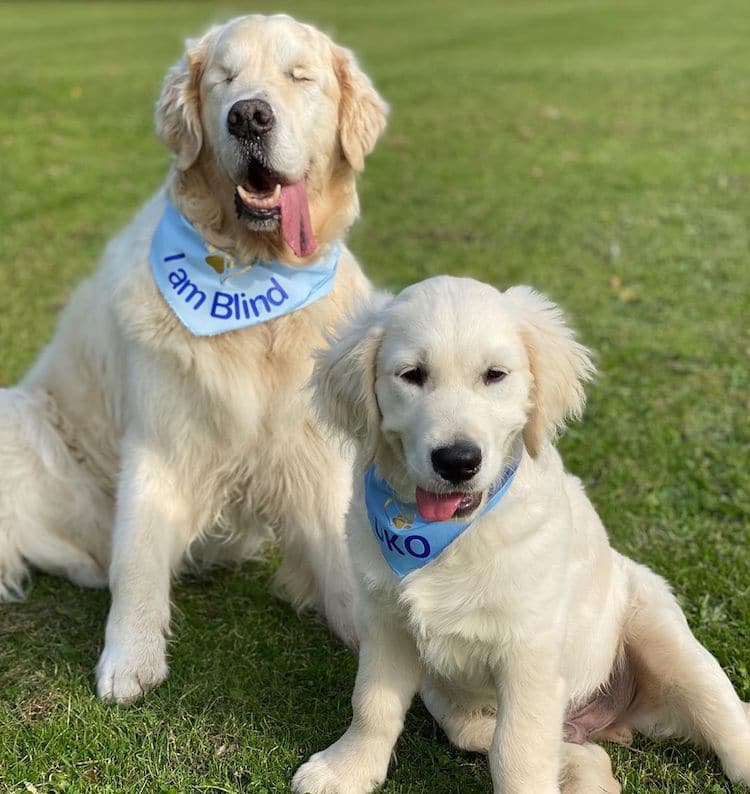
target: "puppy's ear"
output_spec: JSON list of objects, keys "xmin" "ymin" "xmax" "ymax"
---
[
  {"xmin": 155, "ymin": 30, "xmax": 215, "ymax": 170},
  {"xmin": 313, "ymin": 294, "xmax": 390, "ymax": 460},
  {"xmin": 333, "ymin": 46, "xmax": 389, "ymax": 172},
  {"xmin": 505, "ymin": 286, "xmax": 595, "ymax": 457}
]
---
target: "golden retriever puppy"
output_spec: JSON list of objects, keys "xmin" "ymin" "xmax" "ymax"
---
[
  {"xmin": 294, "ymin": 277, "xmax": 750, "ymax": 793},
  {"xmin": 0, "ymin": 14, "xmax": 387, "ymax": 704}
]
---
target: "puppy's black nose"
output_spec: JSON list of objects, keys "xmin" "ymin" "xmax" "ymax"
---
[
  {"xmin": 431, "ymin": 441, "xmax": 482, "ymax": 484},
  {"xmin": 227, "ymin": 98, "xmax": 275, "ymax": 139}
]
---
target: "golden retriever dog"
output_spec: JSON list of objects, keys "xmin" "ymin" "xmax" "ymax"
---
[
  {"xmin": 0, "ymin": 14, "xmax": 387, "ymax": 705},
  {"xmin": 294, "ymin": 276, "xmax": 750, "ymax": 793}
]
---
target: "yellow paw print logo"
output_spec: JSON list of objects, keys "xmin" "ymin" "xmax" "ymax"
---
[
  {"xmin": 204, "ymin": 244, "xmax": 237, "ymax": 275},
  {"xmin": 384, "ymin": 498, "xmax": 413, "ymax": 530}
]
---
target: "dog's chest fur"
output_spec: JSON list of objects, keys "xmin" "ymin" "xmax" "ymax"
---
[
  {"xmin": 58, "ymin": 198, "xmax": 369, "ymax": 542},
  {"xmin": 356, "ymin": 472, "xmax": 571, "ymax": 690},
  {"xmin": 114, "ymin": 207, "xmax": 366, "ymax": 444}
]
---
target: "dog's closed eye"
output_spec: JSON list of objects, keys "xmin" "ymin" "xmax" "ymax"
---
[
  {"xmin": 289, "ymin": 66, "xmax": 315, "ymax": 83},
  {"xmin": 483, "ymin": 367, "xmax": 508, "ymax": 385}
]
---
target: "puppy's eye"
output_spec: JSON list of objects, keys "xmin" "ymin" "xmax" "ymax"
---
[
  {"xmin": 483, "ymin": 368, "xmax": 507, "ymax": 385},
  {"xmin": 224, "ymin": 75, "xmax": 236, "ymax": 84},
  {"xmin": 399, "ymin": 367, "xmax": 426, "ymax": 387}
]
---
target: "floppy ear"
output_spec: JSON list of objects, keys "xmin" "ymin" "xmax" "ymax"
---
[
  {"xmin": 333, "ymin": 45, "xmax": 389, "ymax": 172},
  {"xmin": 155, "ymin": 30, "xmax": 215, "ymax": 170},
  {"xmin": 312, "ymin": 294, "xmax": 390, "ymax": 460},
  {"xmin": 505, "ymin": 286, "xmax": 595, "ymax": 457}
]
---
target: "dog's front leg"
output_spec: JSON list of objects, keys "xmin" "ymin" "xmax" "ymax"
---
[
  {"xmin": 292, "ymin": 596, "xmax": 421, "ymax": 794},
  {"xmin": 96, "ymin": 436, "xmax": 194, "ymax": 705},
  {"xmin": 489, "ymin": 637, "xmax": 566, "ymax": 794}
]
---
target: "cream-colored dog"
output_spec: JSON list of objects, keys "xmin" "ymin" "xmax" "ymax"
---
[
  {"xmin": 0, "ymin": 15, "xmax": 387, "ymax": 704},
  {"xmin": 294, "ymin": 276, "xmax": 750, "ymax": 793}
]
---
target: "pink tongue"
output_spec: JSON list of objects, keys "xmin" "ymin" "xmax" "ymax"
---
[
  {"xmin": 415, "ymin": 488, "xmax": 465, "ymax": 522},
  {"xmin": 279, "ymin": 181, "xmax": 317, "ymax": 258}
]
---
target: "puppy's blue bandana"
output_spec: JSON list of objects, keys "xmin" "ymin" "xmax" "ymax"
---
[
  {"xmin": 150, "ymin": 202, "xmax": 340, "ymax": 336},
  {"xmin": 364, "ymin": 448, "xmax": 522, "ymax": 580}
]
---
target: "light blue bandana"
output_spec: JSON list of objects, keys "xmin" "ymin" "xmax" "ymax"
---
[
  {"xmin": 364, "ymin": 449, "xmax": 522, "ymax": 580},
  {"xmin": 150, "ymin": 202, "xmax": 340, "ymax": 336}
]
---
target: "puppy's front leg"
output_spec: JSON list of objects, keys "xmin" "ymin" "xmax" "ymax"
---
[
  {"xmin": 490, "ymin": 639, "xmax": 566, "ymax": 794},
  {"xmin": 96, "ymin": 437, "xmax": 194, "ymax": 705},
  {"xmin": 293, "ymin": 597, "xmax": 421, "ymax": 794}
]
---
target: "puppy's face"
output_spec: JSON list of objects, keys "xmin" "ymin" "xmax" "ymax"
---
[
  {"xmin": 315, "ymin": 277, "xmax": 594, "ymax": 522},
  {"xmin": 156, "ymin": 14, "xmax": 387, "ymax": 254},
  {"xmin": 375, "ymin": 280, "xmax": 531, "ymax": 518}
]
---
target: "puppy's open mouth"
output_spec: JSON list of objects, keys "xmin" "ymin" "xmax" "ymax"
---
[
  {"xmin": 415, "ymin": 489, "xmax": 483, "ymax": 522},
  {"xmin": 234, "ymin": 157, "xmax": 316, "ymax": 258}
]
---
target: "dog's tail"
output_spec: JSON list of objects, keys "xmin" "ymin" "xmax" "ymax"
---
[
  {"xmin": 0, "ymin": 388, "xmax": 45, "ymax": 600},
  {"xmin": 0, "ymin": 387, "xmax": 109, "ymax": 600}
]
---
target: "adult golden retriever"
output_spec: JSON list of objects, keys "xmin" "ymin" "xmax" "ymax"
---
[
  {"xmin": 294, "ymin": 277, "xmax": 750, "ymax": 793},
  {"xmin": 0, "ymin": 14, "xmax": 387, "ymax": 704}
]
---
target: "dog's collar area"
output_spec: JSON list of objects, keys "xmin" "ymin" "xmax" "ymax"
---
[
  {"xmin": 150, "ymin": 201, "xmax": 340, "ymax": 337},
  {"xmin": 364, "ymin": 439, "xmax": 523, "ymax": 580}
]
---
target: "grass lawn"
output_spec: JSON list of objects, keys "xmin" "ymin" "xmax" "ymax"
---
[{"xmin": 1, "ymin": 1, "xmax": 749, "ymax": 791}]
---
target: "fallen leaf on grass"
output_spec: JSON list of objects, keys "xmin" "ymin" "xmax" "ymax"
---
[
  {"xmin": 516, "ymin": 125, "xmax": 534, "ymax": 141},
  {"xmin": 384, "ymin": 134, "xmax": 410, "ymax": 149},
  {"xmin": 539, "ymin": 105, "xmax": 561, "ymax": 120}
]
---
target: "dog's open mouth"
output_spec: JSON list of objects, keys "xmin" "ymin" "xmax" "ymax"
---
[
  {"xmin": 234, "ymin": 157, "xmax": 316, "ymax": 258},
  {"xmin": 415, "ymin": 489, "xmax": 483, "ymax": 522},
  {"xmin": 235, "ymin": 159, "xmax": 283, "ymax": 218}
]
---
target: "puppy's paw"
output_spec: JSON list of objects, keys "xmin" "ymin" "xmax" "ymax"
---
[
  {"xmin": 96, "ymin": 641, "xmax": 168, "ymax": 705},
  {"xmin": 561, "ymin": 743, "xmax": 621, "ymax": 794},
  {"xmin": 723, "ymin": 758, "xmax": 750, "ymax": 787},
  {"xmin": 590, "ymin": 722, "xmax": 633, "ymax": 746},
  {"xmin": 292, "ymin": 744, "xmax": 387, "ymax": 794},
  {"xmin": 717, "ymin": 719, "xmax": 750, "ymax": 786},
  {"xmin": 561, "ymin": 780, "xmax": 620, "ymax": 794}
]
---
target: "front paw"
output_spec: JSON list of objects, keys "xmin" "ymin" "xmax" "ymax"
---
[
  {"xmin": 96, "ymin": 639, "xmax": 168, "ymax": 705},
  {"xmin": 292, "ymin": 744, "xmax": 387, "ymax": 794}
]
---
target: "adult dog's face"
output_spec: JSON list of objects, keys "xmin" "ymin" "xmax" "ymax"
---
[
  {"xmin": 200, "ymin": 17, "xmax": 338, "ymax": 230},
  {"xmin": 156, "ymin": 14, "xmax": 387, "ymax": 256},
  {"xmin": 315, "ymin": 277, "xmax": 594, "ymax": 520}
]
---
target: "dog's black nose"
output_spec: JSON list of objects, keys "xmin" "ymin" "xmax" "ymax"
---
[
  {"xmin": 431, "ymin": 441, "xmax": 482, "ymax": 484},
  {"xmin": 227, "ymin": 98, "xmax": 275, "ymax": 139}
]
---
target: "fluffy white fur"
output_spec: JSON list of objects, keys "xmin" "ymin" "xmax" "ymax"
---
[
  {"xmin": 0, "ymin": 14, "xmax": 387, "ymax": 704},
  {"xmin": 294, "ymin": 276, "xmax": 750, "ymax": 793}
]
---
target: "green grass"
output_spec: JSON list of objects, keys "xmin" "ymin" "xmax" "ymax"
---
[{"xmin": 1, "ymin": 1, "xmax": 749, "ymax": 791}]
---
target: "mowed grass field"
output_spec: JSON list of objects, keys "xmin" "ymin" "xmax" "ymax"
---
[{"xmin": 1, "ymin": 1, "xmax": 749, "ymax": 791}]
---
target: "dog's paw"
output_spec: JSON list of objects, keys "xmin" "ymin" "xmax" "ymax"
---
[
  {"xmin": 723, "ymin": 758, "xmax": 750, "ymax": 787},
  {"xmin": 292, "ymin": 744, "xmax": 387, "ymax": 794},
  {"xmin": 561, "ymin": 744, "xmax": 621, "ymax": 794},
  {"xmin": 96, "ymin": 642, "xmax": 168, "ymax": 705},
  {"xmin": 717, "ymin": 716, "xmax": 750, "ymax": 786},
  {"xmin": 561, "ymin": 780, "xmax": 620, "ymax": 794},
  {"xmin": 590, "ymin": 722, "xmax": 633, "ymax": 746}
]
